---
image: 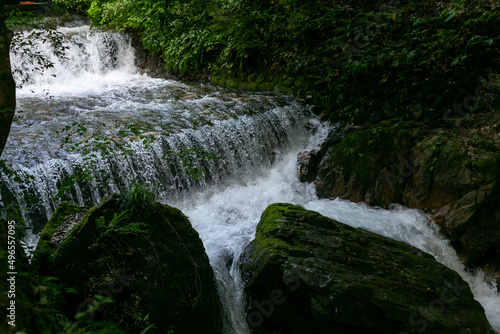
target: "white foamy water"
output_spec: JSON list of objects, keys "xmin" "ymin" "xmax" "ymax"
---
[
  {"xmin": 6, "ymin": 24, "xmax": 309, "ymax": 234},
  {"xmin": 12, "ymin": 25, "xmax": 138, "ymax": 96}
]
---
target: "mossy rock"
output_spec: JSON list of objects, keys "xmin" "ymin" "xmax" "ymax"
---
[
  {"xmin": 315, "ymin": 120, "xmax": 418, "ymax": 206},
  {"xmin": 240, "ymin": 203, "xmax": 491, "ymax": 334},
  {"xmin": 209, "ymin": 69, "xmax": 296, "ymax": 94},
  {"xmin": 31, "ymin": 202, "xmax": 88, "ymax": 274},
  {"xmin": 32, "ymin": 195, "xmax": 222, "ymax": 334}
]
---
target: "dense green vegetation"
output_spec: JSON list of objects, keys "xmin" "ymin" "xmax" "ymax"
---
[{"xmin": 52, "ymin": 0, "xmax": 500, "ymax": 124}]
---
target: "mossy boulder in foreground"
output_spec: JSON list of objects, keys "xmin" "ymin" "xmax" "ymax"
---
[
  {"xmin": 240, "ymin": 203, "xmax": 491, "ymax": 334},
  {"xmin": 32, "ymin": 195, "xmax": 222, "ymax": 334}
]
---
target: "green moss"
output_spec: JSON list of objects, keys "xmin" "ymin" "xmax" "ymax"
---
[
  {"xmin": 253, "ymin": 204, "xmax": 300, "ymax": 264},
  {"xmin": 225, "ymin": 78, "xmax": 238, "ymax": 88},
  {"xmin": 32, "ymin": 202, "xmax": 87, "ymax": 272},
  {"xmin": 470, "ymin": 137, "xmax": 500, "ymax": 153},
  {"xmin": 210, "ymin": 68, "xmax": 299, "ymax": 94},
  {"xmin": 242, "ymin": 203, "xmax": 491, "ymax": 333},
  {"xmin": 257, "ymin": 203, "xmax": 306, "ymax": 234},
  {"xmin": 32, "ymin": 195, "xmax": 221, "ymax": 334},
  {"xmin": 324, "ymin": 120, "xmax": 414, "ymax": 191},
  {"xmin": 39, "ymin": 202, "xmax": 85, "ymax": 240}
]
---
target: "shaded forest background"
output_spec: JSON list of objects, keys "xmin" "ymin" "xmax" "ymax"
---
[{"xmin": 53, "ymin": 0, "xmax": 500, "ymax": 125}]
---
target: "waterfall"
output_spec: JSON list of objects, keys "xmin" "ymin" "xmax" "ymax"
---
[
  {"xmin": 173, "ymin": 122, "xmax": 500, "ymax": 333},
  {"xmin": 10, "ymin": 25, "xmax": 137, "ymax": 92},
  {"xmin": 2, "ymin": 104, "xmax": 310, "ymax": 233},
  {"xmin": 4, "ymin": 24, "xmax": 312, "ymax": 232},
  {"xmin": 2, "ymin": 24, "xmax": 499, "ymax": 334}
]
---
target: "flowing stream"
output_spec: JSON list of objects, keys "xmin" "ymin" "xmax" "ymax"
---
[{"xmin": 2, "ymin": 24, "xmax": 499, "ymax": 333}]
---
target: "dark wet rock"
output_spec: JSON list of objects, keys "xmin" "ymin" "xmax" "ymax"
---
[
  {"xmin": 240, "ymin": 203, "xmax": 492, "ymax": 334},
  {"xmin": 32, "ymin": 195, "xmax": 222, "ymax": 334},
  {"xmin": 297, "ymin": 149, "xmax": 321, "ymax": 182},
  {"xmin": 31, "ymin": 202, "xmax": 88, "ymax": 270},
  {"xmin": 313, "ymin": 119, "xmax": 500, "ymax": 279},
  {"xmin": 315, "ymin": 120, "xmax": 418, "ymax": 206}
]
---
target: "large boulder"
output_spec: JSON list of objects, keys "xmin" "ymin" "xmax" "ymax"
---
[
  {"xmin": 240, "ymin": 203, "xmax": 492, "ymax": 334},
  {"xmin": 32, "ymin": 194, "xmax": 222, "ymax": 334},
  {"xmin": 314, "ymin": 119, "xmax": 500, "ymax": 279}
]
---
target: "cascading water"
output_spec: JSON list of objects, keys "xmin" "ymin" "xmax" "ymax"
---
[
  {"xmin": 4, "ymin": 25, "xmax": 311, "ymax": 232},
  {"xmin": 2, "ymin": 24, "xmax": 499, "ymax": 333}
]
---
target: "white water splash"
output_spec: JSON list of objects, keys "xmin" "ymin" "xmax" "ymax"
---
[
  {"xmin": 174, "ymin": 123, "xmax": 500, "ymax": 333},
  {"xmin": 11, "ymin": 25, "xmax": 139, "ymax": 96}
]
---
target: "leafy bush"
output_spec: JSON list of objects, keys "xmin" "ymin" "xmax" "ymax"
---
[
  {"xmin": 52, "ymin": 0, "xmax": 500, "ymax": 123},
  {"xmin": 84, "ymin": 0, "xmax": 216, "ymax": 74},
  {"xmin": 52, "ymin": 0, "xmax": 92, "ymax": 13}
]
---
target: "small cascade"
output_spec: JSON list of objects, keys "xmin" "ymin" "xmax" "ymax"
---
[
  {"xmin": 1, "ymin": 105, "xmax": 310, "ymax": 232},
  {"xmin": 11, "ymin": 25, "xmax": 137, "ymax": 91}
]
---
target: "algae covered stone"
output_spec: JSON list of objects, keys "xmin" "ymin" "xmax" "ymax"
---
[
  {"xmin": 32, "ymin": 195, "xmax": 222, "ymax": 334},
  {"xmin": 240, "ymin": 203, "xmax": 491, "ymax": 334},
  {"xmin": 314, "ymin": 122, "xmax": 500, "ymax": 280},
  {"xmin": 31, "ymin": 201, "xmax": 88, "ymax": 274}
]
